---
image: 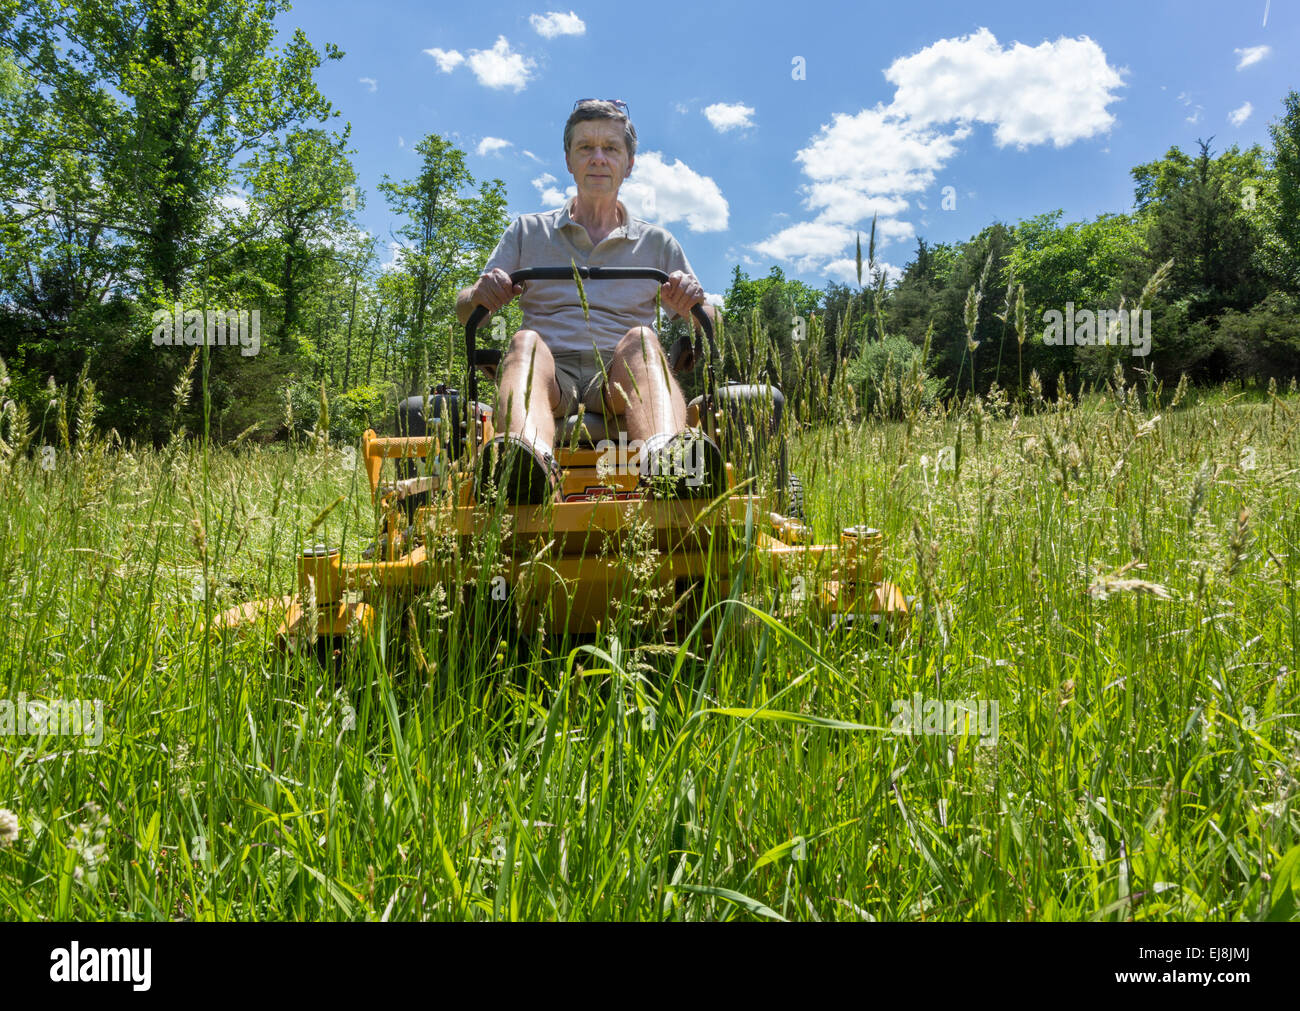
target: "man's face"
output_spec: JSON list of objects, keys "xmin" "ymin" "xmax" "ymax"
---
[{"xmin": 565, "ymin": 119, "xmax": 633, "ymax": 197}]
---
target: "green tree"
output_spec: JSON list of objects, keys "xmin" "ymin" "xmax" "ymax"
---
[
  {"xmin": 720, "ymin": 264, "xmax": 820, "ymax": 386},
  {"xmin": 1260, "ymin": 91, "xmax": 1300, "ymax": 294},
  {"xmin": 1132, "ymin": 139, "xmax": 1268, "ymax": 320},
  {"xmin": 241, "ymin": 127, "xmax": 360, "ymax": 348},
  {"xmin": 1008, "ymin": 210, "xmax": 1146, "ymax": 388},
  {"xmin": 378, "ymin": 134, "xmax": 508, "ymax": 389}
]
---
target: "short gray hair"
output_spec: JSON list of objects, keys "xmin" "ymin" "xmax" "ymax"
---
[{"xmin": 563, "ymin": 100, "xmax": 637, "ymax": 159}]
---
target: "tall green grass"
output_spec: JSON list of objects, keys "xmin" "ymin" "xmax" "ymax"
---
[{"xmin": 0, "ymin": 365, "xmax": 1297, "ymax": 920}]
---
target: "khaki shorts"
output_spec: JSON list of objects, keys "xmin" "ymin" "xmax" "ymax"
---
[{"xmin": 551, "ymin": 350, "xmax": 612, "ymax": 418}]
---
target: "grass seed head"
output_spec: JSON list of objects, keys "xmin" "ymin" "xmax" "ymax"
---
[{"xmin": 0, "ymin": 808, "xmax": 18, "ymax": 847}]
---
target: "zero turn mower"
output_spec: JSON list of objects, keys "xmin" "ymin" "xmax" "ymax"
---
[{"xmin": 219, "ymin": 266, "xmax": 908, "ymax": 659}]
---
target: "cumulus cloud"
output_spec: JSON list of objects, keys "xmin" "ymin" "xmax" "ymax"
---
[
  {"xmin": 883, "ymin": 27, "xmax": 1125, "ymax": 148},
  {"xmin": 427, "ymin": 37, "xmax": 535, "ymax": 91},
  {"xmin": 531, "ymin": 173, "xmax": 570, "ymax": 207},
  {"xmin": 752, "ymin": 220, "xmax": 854, "ymax": 270},
  {"xmin": 804, "ymin": 187, "xmax": 910, "ymax": 225},
  {"xmin": 423, "ymin": 47, "xmax": 464, "ymax": 73},
  {"xmin": 1229, "ymin": 101, "xmax": 1253, "ymax": 126},
  {"xmin": 530, "ymin": 11, "xmax": 586, "ymax": 38},
  {"xmin": 797, "ymin": 109, "xmax": 967, "ymax": 202},
  {"xmin": 703, "ymin": 102, "xmax": 756, "ymax": 133},
  {"xmin": 359, "ymin": 77, "xmax": 377, "ymax": 92},
  {"xmin": 823, "ymin": 258, "xmax": 904, "ymax": 286},
  {"xmin": 477, "ymin": 136, "xmax": 513, "ymax": 156},
  {"xmin": 1235, "ymin": 45, "xmax": 1270, "ymax": 69},
  {"xmin": 754, "ymin": 28, "xmax": 1125, "ymax": 282},
  {"xmin": 621, "ymin": 151, "xmax": 728, "ymax": 232},
  {"xmin": 467, "ymin": 37, "xmax": 536, "ymax": 91}
]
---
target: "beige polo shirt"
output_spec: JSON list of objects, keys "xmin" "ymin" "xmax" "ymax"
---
[{"xmin": 482, "ymin": 197, "xmax": 698, "ymax": 355}]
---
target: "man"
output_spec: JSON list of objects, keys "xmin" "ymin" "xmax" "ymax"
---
[{"xmin": 455, "ymin": 99, "xmax": 722, "ymax": 503}]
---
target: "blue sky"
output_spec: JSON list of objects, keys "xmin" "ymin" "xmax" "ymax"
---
[{"xmin": 280, "ymin": 0, "xmax": 1294, "ymax": 301}]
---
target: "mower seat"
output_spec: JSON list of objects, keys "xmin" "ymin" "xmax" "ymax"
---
[{"xmin": 556, "ymin": 408, "xmax": 624, "ymax": 447}]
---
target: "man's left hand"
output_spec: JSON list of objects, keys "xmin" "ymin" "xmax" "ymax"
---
[{"xmin": 661, "ymin": 270, "xmax": 705, "ymax": 318}]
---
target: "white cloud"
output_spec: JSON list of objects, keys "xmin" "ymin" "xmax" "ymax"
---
[
  {"xmin": 883, "ymin": 28, "xmax": 1125, "ymax": 148},
  {"xmin": 531, "ymin": 173, "xmax": 569, "ymax": 207},
  {"xmin": 753, "ymin": 108, "xmax": 945, "ymax": 271},
  {"xmin": 796, "ymin": 109, "xmax": 966, "ymax": 200},
  {"xmin": 804, "ymin": 186, "xmax": 911, "ymax": 226},
  {"xmin": 529, "ymin": 11, "xmax": 585, "ymax": 38},
  {"xmin": 1178, "ymin": 92, "xmax": 1204, "ymax": 124},
  {"xmin": 426, "ymin": 37, "xmax": 536, "ymax": 90},
  {"xmin": 704, "ymin": 291, "xmax": 725, "ymax": 307},
  {"xmin": 424, "ymin": 47, "xmax": 464, "ymax": 73},
  {"xmin": 477, "ymin": 136, "xmax": 513, "ymax": 157},
  {"xmin": 467, "ymin": 36, "xmax": 536, "ymax": 91},
  {"xmin": 752, "ymin": 220, "xmax": 854, "ymax": 272},
  {"xmin": 754, "ymin": 28, "xmax": 1125, "ymax": 279},
  {"xmin": 823, "ymin": 258, "xmax": 904, "ymax": 286},
  {"xmin": 359, "ymin": 77, "xmax": 378, "ymax": 93},
  {"xmin": 523, "ymin": 149, "xmax": 543, "ymax": 163},
  {"xmin": 381, "ymin": 241, "xmax": 405, "ymax": 272},
  {"xmin": 621, "ymin": 151, "xmax": 728, "ymax": 232},
  {"xmin": 217, "ymin": 189, "xmax": 249, "ymax": 216},
  {"xmin": 1229, "ymin": 101, "xmax": 1254, "ymax": 126},
  {"xmin": 1234, "ymin": 45, "xmax": 1270, "ymax": 70},
  {"xmin": 321, "ymin": 224, "xmax": 372, "ymax": 254},
  {"xmin": 703, "ymin": 102, "xmax": 756, "ymax": 133}
]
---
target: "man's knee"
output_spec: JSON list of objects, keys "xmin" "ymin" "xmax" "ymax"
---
[
  {"xmin": 502, "ymin": 329, "xmax": 550, "ymax": 368},
  {"xmin": 613, "ymin": 325, "xmax": 663, "ymax": 367},
  {"xmin": 606, "ymin": 326, "xmax": 683, "ymax": 415},
  {"xmin": 501, "ymin": 329, "xmax": 562, "ymax": 413}
]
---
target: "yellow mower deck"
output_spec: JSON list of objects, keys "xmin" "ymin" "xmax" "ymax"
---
[{"xmin": 220, "ymin": 412, "xmax": 908, "ymax": 653}]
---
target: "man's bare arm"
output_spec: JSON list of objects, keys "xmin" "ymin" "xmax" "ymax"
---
[{"xmin": 456, "ymin": 268, "xmax": 522, "ymax": 326}]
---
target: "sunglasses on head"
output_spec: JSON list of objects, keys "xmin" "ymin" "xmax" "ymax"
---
[{"xmin": 572, "ymin": 98, "xmax": 630, "ymax": 116}]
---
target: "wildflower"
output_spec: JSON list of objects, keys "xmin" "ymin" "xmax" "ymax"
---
[
  {"xmin": 0, "ymin": 808, "xmax": 19, "ymax": 846},
  {"xmin": 69, "ymin": 802, "xmax": 109, "ymax": 885}
]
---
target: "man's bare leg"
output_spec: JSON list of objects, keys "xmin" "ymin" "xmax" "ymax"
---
[
  {"xmin": 604, "ymin": 326, "xmax": 686, "ymax": 446},
  {"xmin": 496, "ymin": 328, "xmax": 563, "ymax": 453},
  {"xmin": 605, "ymin": 325, "xmax": 724, "ymax": 495}
]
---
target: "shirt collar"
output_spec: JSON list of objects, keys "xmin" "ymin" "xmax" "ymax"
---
[{"xmin": 557, "ymin": 196, "xmax": 641, "ymax": 240}]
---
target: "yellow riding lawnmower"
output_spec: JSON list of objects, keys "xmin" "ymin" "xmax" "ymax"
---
[{"xmin": 220, "ymin": 266, "xmax": 908, "ymax": 660}]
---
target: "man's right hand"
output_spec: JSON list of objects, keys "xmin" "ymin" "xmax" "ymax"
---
[{"xmin": 471, "ymin": 268, "xmax": 523, "ymax": 314}]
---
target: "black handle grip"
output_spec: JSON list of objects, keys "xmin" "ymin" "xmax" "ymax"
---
[{"xmin": 464, "ymin": 266, "xmax": 717, "ymax": 420}]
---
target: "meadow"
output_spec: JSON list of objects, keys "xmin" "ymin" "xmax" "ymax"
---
[{"xmin": 1, "ymin": 368, "xmax": 1297, "ymax": 921}]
